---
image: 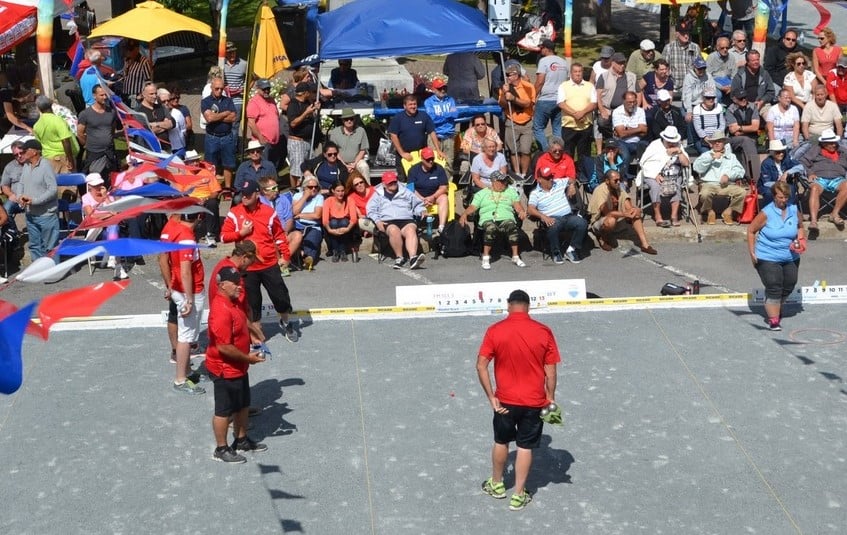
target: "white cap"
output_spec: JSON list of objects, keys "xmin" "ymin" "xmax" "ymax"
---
[
  {"xmin": 85, "ymin": 173, "xmax": 104, "ymax": 186},
  {"xmin": 640, "ymin": 39, "xmax": 656, "ymax": 51},
  {"xmin": 656, "ymin": 89, "xmax": 672, "ymax": 101}
]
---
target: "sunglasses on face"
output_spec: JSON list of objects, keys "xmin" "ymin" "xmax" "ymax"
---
[
  {"xmin": 784, "ymin": 37, "xmax": 797, "ymax": 42},
  {"xmin": 305, "ymin": 185, "xmax": 319, "ymax": 190},
  {"xmin": 796, "ymin": 62, "xmax": 806, "ymax": 66},
  {"xmin": 263, "ymin": 186, "xmax": 278, "ymax": 191},
  {"xmin": 353, "ymin": 181, "xmax": 365, "ymax": 186},
  {"xmin": 474, "ymin": 122, "xmax": 486, "ymax": 127},
  {"xmin": 343, "ymin": 117, "xmax": 354, "ymax": 121},
  {"xmin": 325, "ymin": 152, "xmax": 338, "ymax": 157}
]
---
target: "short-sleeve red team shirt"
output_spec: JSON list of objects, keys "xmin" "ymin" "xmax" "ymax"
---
[
  {"xmin": 478, "ymin": 311, "xmax": 561, "ymax": 408},
  {"xmin": 826, "ymin": 72, "xmax": 847, "ymax": 105},
  {"xmin": 208, "ymin": 257, "xmax": 248, "ymax": 313},
  {"xmin": 205, "ymin": 295, "xmax": 251, "ymax": 379},
  {"xmin": 160, "ymin": 218, "xmax": 204, "ymax": 294}
]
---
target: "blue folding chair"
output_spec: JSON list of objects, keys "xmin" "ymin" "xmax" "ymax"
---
[{"xmin": 56, "ymin": 173, "xmax": 86, "ymax": 234}]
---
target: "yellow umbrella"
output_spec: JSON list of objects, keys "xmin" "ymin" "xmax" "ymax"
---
[
  {"xmin": 88, "ymin": 1, "xmax": 212, "ymax": 41},
  {"xmin": 252, "ymin": 4, "xmax": 291, "ymax": 78}
]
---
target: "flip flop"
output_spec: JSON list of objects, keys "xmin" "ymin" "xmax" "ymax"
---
[
  {"xmin": 672, "ymin": 220, "xmax": 681, "ymax": 227},
  {"xmin": 657, "ymin": 220, "xmax": 671, "ymax": 228}
]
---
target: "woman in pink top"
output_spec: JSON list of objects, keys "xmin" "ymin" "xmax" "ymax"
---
[
  {"xmin": 813, "ymin": 27, "xmax": 840, "ymax": 85},
  {"xmin": 81, "ymin": 173, "xmax": 127, "ymax": 278},
  {"xmin": 345, "ymin": 170, "xmax": 374, "ymax": 218},
  {"xmin": 323, "ymin": 179, "xmax": 359, "ymax": 262}
]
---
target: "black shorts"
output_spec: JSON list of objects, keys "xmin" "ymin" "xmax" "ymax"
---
[
  {"xmin": 211, "ymin": 373, "xmax": 251, "ymax": 417},
  {"xmin": 493, "ymin": 404, "xmax": 544, "ymax": 449},
  {"xmin": 167, "ymin": 298, "xmax": 177, "ymax": 324},
  {"xmin": 384, "ymin": 219, "xmax": 416, "ymax": 231}
]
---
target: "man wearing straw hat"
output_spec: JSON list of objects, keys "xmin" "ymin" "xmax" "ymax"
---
[
  {"xmin": 328, "ymin": 107, "xmax": 370, "ymax": 179},
  {"xmin": 693, "ymin": 130, "xmax": 746, "ymax": 225}
]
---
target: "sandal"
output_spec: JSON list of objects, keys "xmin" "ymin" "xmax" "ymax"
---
[
  {"xmin": 832, "ymin": 216, "xmax": 845, "ymax": 230},
  {"xmin": 657, "ymin": 220, "xmax": 671, "ymax": 228},
  {"xmin": 671, "ymin": 219, "xmax": 681, "ymax": 227}
]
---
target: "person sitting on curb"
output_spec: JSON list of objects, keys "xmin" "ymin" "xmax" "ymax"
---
[
  {"xmin": 693, "ymin": 130, "xmax": 747, "ymax": 225},
  {"xmin": 365, "ymin": 171, "xmax": 427, "ymax": 270},
  {"xmin": 587, "ymin": 169, "xmax": 657, "ymax": 255},
  {"xmin": 459, "ymin": 171, "xmax": 528, "ymax": 270}
]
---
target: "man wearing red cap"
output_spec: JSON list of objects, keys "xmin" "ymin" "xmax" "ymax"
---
[
  {"xmin": 406, "ymin": 147, "xmax": 449, "ymax": 234},
  {"xmin": 366, "ymin": 171, "xmax": 427, "ymax": 269},
  {"xmin": 424, "ymin": 78, "xmax": 458, "ymax": 174},
  {"xmin": 221, "ymin": 181, "xmax": 298, "ymax": 342}
]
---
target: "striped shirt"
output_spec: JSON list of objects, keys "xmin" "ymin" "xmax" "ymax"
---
[
  {"xmin": 122, "ymin": 56, "xmax": 153, "ymax": 100},
  {"xmin": 528, "ymin": 178, "xmax": 572, "ymax": 217},
  {"xmin": 223, "ymin": 57, "xmax": 247, "ymax": 107}
]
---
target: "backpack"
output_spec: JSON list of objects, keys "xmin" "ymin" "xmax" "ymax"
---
[{"xmin": 438, "ymin": 220, "xmax": 473, "ymax": 258}]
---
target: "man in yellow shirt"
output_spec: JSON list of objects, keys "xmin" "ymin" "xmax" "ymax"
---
[{"xmin": 557, "ymin": 63, "xmax": 596, "ymax": 163}]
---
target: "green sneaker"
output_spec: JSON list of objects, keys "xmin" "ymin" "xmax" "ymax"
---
[
  {"xmin": 280, "ymin": 266, "xmax": 291, "ymax": 277},
  {"xmin": 481, "ymin": 477, "xmax": 506, "ymax": 499},
  {"xmin": 509, "ymin": 490, "xmax": 532, "ymax": 511}
]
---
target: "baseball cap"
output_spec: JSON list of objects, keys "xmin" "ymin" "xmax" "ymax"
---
[
  {"xmin": 540, "ymin": 38, "xmax": 556, "ymax": 51},
  {"xmin": 507, "ymin": 289, "xmax": 530, "ymax": 304},
  {"xmin": 255, "ymin": 78, "xmax": 271, "ymax": 90},
  {"xmin": 693, "ymin": 57, "xmax": 707, "ymax": 69},
  {"xmin": 838, "ymin": 56, "xmax": 847, "ymax": 68},
  {"xmin": 640, "ymin": 39, "xmax": 655, "ymax": 51},
  {"xmin": 431, "ymin": 78, "xmax": 447, "ymax": 90},
  {"xmin": 599, "ymin": 46, "xmax": 615, "ymax": 59},
  {"xmin": 603, "ymin": 139, "xmax": 620, "ymax": 151},
  {"xmin": 610, "ymin": 52, "xmax": 627, "ymax": 64},
  {"xmin": 656, "ymin": 89, "xmax": 672, "ymax": 102},
  {"xmin": 702, "ymin": 86, "xmax": 717, "ymax": 98},
  {"xmin": 241, "ymin": 181, "xmax": 260, "ymax": 196},
  {"xmin": 732, "ymin": 88, "xmax": 748, "ymax": 99},
  {"xmin": 225, "ymin": 41, "xmax": 237, "ymax": 52},
  {"xmin": 381, "ymin": 171, "xmax": 398, "ymax": 185},
  {"xmin": 490, "ymin": 170, "xmax": 510, "ymax": 183},
  {"xmin": 216, "ymin": 266, "xmax": 241, "ymax": 284},
  {"xmin": 21, "ymin": 139, "xmax": 42, "ymax": 151},
  {"xmin": 538, "ymin": 166, "xmax": 555, "ymax": 179},
  {"xmin": 421, "ymin": 147, "xmax": 435, "ymax": 160}
]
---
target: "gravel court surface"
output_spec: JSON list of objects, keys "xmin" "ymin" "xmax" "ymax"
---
[{"xmin": 2, "ymin": 305, "xmax": 845, "ymax": 534}]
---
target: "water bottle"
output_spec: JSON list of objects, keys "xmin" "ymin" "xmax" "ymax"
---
[
  {"xmin": 693, "ymin": 280, "xmax": 700, "ymax": 294},
  {"xmin": 798, "ymin": 31, "xmax": 805, "ymax": 47}
]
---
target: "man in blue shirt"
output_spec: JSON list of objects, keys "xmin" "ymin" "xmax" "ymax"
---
[
  {"xmin": 259, "ymin": 176, "xmax": 294, "ymax": 234},
  {"xmin": 388, "ymin": 94, "xmax": 442, "ymax": 168},
  {"xmin": 424, "ymin": 79, "xmax": 458, "ymax": 174},
  {"xmin": 406, "ymin": 147, "xmax": 449, "ymax": 234},
  {"xmin": 201, "ymin": 76, "xmax": 238, "ymax": 191},
  {"xmin": 527, "ymin": 166, "xmax": 587, "ymax": 264},
  {"xmin": 235, "ymin": 139, "xmax": 277, "ymax": 193}
]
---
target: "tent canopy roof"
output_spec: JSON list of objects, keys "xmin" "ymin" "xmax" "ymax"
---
[{"xmin": 317, "ymin": 0, "xmax": 501, "ymax": 60}]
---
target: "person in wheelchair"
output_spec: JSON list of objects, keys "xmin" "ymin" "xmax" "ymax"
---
[
  {"xmin": 459, "ymin": 171, "xmax": 528, "ymax": 270},
  {"xmin": 527, "ymin": 166, "xmax": 588, "ymax": 264},
  {"xmin": 365, "ymin": 171, "xmax": 427, "ymax": 270},
  {"xmin": 799, "ymin": 129, "xmax": 847, "ymax": 235},
  {"xmin": 693, "ymin": 130, "xmax": 747, "ymax": 225},
  {"xmin": 759, "ymin": 139, "xmax": 802, "ymax": 206},
  {"xmin": 639, "ymin": 125, "xmax": 691, "ymax": 227}
]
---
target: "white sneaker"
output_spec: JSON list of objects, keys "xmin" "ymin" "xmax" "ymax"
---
[
  {"xmin": 106, "ymin": 256, "xmax": 117, "ymax": 269},
  {"xmin": 0, "ymin": 276, "xmax": 7, "ymax": 284},
  {"xmin": 481, "ymin": 255, "xmax": 491, "ymax": 270},
  {"xmin": 117, "ymin": 267, "xmax": 129, "ymax": 280},
  {"xmin": 512, "ymin": 256, "xmax": 527, "ymax": 268}
]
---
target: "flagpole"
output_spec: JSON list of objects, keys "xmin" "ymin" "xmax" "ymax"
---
[
  {"xmin": 240, "ymin": 3, "xmax": 264, "ymax": 154},
  {"xmin": 36, "ymin": 0, "xmax": 56, "ymax": 99},
  {"xmin": 563, "ymin": 0, "xmax": 572, "ymax": 63},
  {"xmin": 217, "ymin": 0, "xmax": 231, "ymax": 69}
]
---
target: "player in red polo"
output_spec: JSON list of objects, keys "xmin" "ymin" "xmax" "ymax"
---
[
  {"xmin": 476, "ymin": 289, "xmax": 561, "ymax": 511},
  {"xmin": 208, "ymin": 239, "xmax": 265, "ymax": 344},
  {"xmin": 159, "ymin": 212, "xmax": 205, "ymax": 395},
  {"xmin": 221, "ymin": 181, "xmax": 296, "ymax": 342}
]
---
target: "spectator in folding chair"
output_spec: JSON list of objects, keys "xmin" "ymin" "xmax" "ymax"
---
[
  {"xmin": 80, "ymin": 173, "xmax": 127, "ymax": 279},
  {"xmin": 459, "ymin": 171, "xmax": 528, "ymax": 270},
  {"xmin": 77, "ymin": 85, "xmax": 119, "ymax": 176},
  {"xmin": 18, "ymin": 139, "xmax": 59, "ymax": 261},
  {"xmin": 460, "ymin": 115, "xmax": 503, "ymax": 176},
  {"xmin": 366, "ymin": 171, "xmax": 427, "ymax": 270},
  {"xmin": 1, "ymin": 140, "xmax": 26, "ymax": 232},
  {"xmin": 345, "ymin": 171, "xmax": 375, "ymax": 221},
  {"xmin": 825, "ymin": 56, "xmax": 847, "ymax": 114},
  {"xmin": 692, "ymin": 87, "xmax": 726, "ymax": 154},
  {"xmin": 471, "ymin": 139, "xmax": 509, "ymax": 191},
  {"xmin": 288, "ymin": 174, "xmax": 324, "ymax": 271},
  {"xmin": 589, "ymin": 139, "xmax": 627, "ymax": 192},
  {"xmin": 527, "ymin": 166, "xmax": 587, "ymax": 265},
  {"xmin": 759, "ymin": 139, "xmax": 802, "ymax": 206},
  {"xmin": 33, "ymin": 95, "xmax": 79, "ymax": 175},
  {"xmin": 640, "ymin": 126, "xmax": 691, "ymax": 227},
  {"xmin": 587, "ymin": 169, "xmax": 656, "ymax": 255},
  {"xmin": 693, "ymin": 130, "xmax": 747, "ymax": 225},
  {"xmin": 301, "ymin": 141, "xmax": 348, "ymax": 194},
  {"xmin": 801, "ymin": 85, "xmax": 843, "ymax": 141},
  {"xmin": 407, "ymin": 147, "xmax": 449, "ymax": 236},
  {"xmin": 725, "ymin": 88, "xmax": 762, "ymax": 186},
  {"xmin": 611, "ymin": 91, "xmax": 648, "ymax": 176},
  {"xmin": 533, "ymin": 137, "xmax": 576, "ymax": 191},
  {"xmin": 649, "ymin": 89, "xmax": 686, "ymax": 142},
  {"xmin": 799, "ymin": 129, "xmax": 847, "ymax": 237}
]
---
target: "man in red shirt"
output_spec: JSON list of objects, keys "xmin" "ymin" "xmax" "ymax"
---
[
  {"xmin": 159, "ymin": 212, "xmax": 206, "ymax": 395},
  {"xmin": 476, "ymin": 289, "xmax": 561, "ymax": 511},
  {"xmin": 826, "ymin": 56, "xmax": 847, "ymax": 113},
  {"xmin": 221, "ymin": 181, "xmax": 297, "ymax": 342},
  {"xmin": 208, "ymin": 240, "xmax": 265, "ymax": 344},
  {"xmin": 533, "ymin": 136, "xmax": 577, "ymax": 193},
  {"xmin": 207, "ymin": 266, "xmax": 268, "ymax": 464}
]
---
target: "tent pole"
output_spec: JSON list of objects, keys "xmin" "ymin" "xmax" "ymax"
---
[{"xmin": 499, "ymin": 51, "xmax": 519, "ymax": 175}]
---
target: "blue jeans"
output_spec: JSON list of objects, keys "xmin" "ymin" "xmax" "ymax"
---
[
  {"xmin": 327, "ymin": 217, "xmax": 351, "ymax": 254},
  {"xmin": 3, "ymin": 199, "xmax": 24, "ymax": 231},
  {"xmin": 545, "ymin": 213, "xmax": 588, "ymax": 254},
  {"xmin": 533, "ymin": 100, "xmax": 561, "ymax": 151},
  {"xmin": 204, "ymin": 131, "xmax": 236, "ymax": 170},
  {"xmin": 298, "ymin": 224, "xmax": 323, "ymax": 259},
  {"xmin": 616, "ymin": 140, "xmax": 647, "ymax": 182},
  {"xmin": 26, "ymin": 212, "xmax": 60, "ymax": 261}
]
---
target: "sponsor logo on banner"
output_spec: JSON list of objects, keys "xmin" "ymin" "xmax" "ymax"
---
[
  {"xmin": 752, "ymin": 283, "xmax": 847, "ymax": 304},
  {"xmin": 396, "ymin": 279, "xmax": 587, "ymax": 313}
]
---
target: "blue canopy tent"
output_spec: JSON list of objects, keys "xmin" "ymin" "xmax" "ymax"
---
[{"xmin": 316, "ymin": 0, "xmax": 502, "ymax": 59}]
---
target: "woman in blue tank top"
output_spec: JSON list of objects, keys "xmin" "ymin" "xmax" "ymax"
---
[{"xmin": 747, "ymin": 182, "xmax": 805, "ymax": 331}]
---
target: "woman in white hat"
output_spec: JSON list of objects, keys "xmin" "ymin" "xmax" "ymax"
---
[
  {"xmin": 759, "ymin": 139, "xmax": 802, "ymax": 205},
  {"xmin": 81, "ymin": 173, "xmax": 127, "ymax": 279}
]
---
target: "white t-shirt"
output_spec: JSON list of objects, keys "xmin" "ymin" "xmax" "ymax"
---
[
  {"xmin": 766, "ymin": 105, "xmax": 800, "ymax": 143},
  {"xmin": 611, "ymin": 105, "xmax": 647, "ymax": 143},
  {"xmin": 536, "ymin": 55, "xmax": 569, "ymax": 101},
  {"xmin": 592, "ymin": 61, "xmax": 609, "ymax": 81},
  {"xmin": 470, "ymin": 152, "xmax": 508, "ymax": 188},
  {"xmin": 168, "ymin": 108, "xmax": 186, "ymax": 152}
]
